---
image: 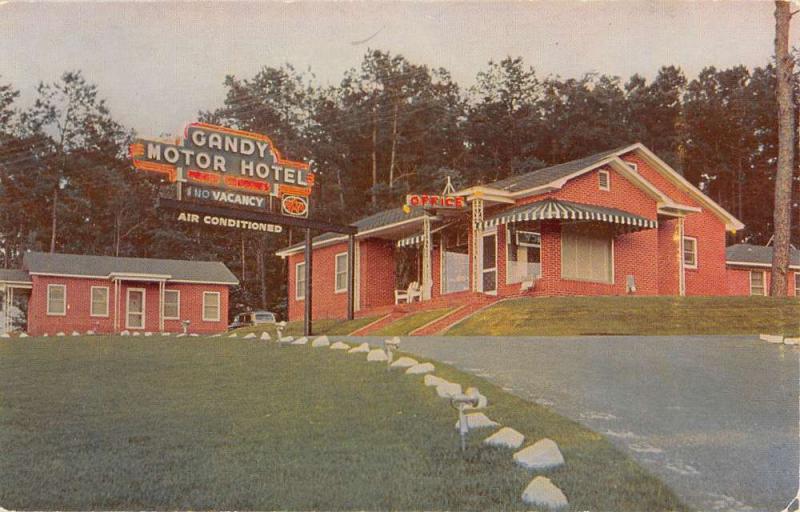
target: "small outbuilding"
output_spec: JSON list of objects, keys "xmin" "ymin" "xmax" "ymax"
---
[{"xmin": 0, "ymin": 252, "xmax": 238, "ymax": 336}]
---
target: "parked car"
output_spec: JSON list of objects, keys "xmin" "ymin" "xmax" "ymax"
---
[{"xmin": 228, "ymin": 311, "xmax": 277, "ymax": 330}]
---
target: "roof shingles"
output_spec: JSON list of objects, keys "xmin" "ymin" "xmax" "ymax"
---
[{"xmin": 23, "ymin": 252, "xmax": 238, "ymax": 284}]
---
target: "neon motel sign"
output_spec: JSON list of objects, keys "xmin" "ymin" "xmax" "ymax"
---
[{"xmin": 129, "ymin": 123, "xmax": 314, "ymax": 217}]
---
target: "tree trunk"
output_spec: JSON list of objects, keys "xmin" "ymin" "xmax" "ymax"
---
[
  {"xmin": 371, "ymin": 104, "xmax": 378, "ymax": 206},
  {"xmin": 49, "ymin": 187, "xmax": 58, "ymax": 253},
  {"xmin": 772, "ymin": 0, "xmax": 794, "ymax": 296},
  {"xmin": 389, "ymin": 101, "xmax": 399, "ymax": 189},
  {"xmin": 336, "ymin": 168, "xmax": 346, "ymax": 210}
]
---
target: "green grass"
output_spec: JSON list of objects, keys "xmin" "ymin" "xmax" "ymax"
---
[
  {"xmin": 449, "ymin": 296, "xmax": 800, "ymax": 336},
  {"xmin": 0, "ymin": 336, "xmax": 686, "ymax": 511},
  {"xmin": 373, "ymin": 308, "xmax": 454, "ymax": 336},
  {"xmin": 232, "ymin": 315, "xmax": 381, "ymax": 337}
]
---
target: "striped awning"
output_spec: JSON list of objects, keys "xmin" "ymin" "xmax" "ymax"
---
[
  {"xmin": 397, "ymin": 234, "xmax": 425, "ymax": 248},
  {"xmin": 482, "ymin": 199, "xmax": 658, "ymax": 231}
]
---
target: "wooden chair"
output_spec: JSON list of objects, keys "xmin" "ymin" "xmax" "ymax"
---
[{"xmin": 395, "ymin": 281, "xmax": 421, "ymax": 304}]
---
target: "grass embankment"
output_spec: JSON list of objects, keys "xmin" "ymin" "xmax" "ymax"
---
[
  {"xmin": 373, "ymin": 308, "xmax": 454, "ymax": 336},
  {"xmin": 449, "ymin": 296, "xmax": 800, "ymax": 336},
  {"xmin": 232, "ymin": 315, "xmax": 381, "ymax": 337},
  {"xmin": 0, "ymin": 336, "xmax": 685, "ymax": 511}
]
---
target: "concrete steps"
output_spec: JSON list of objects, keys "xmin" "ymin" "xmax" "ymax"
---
[{"xmin": 410, "ymin": 297, "xmax": 500, "ymax": 335}]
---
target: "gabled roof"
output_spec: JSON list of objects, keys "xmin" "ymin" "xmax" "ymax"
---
[
  {"xmin": 23, "ymin": 252, "xmax": 239, "ymax": 285},
  {"xmin": 276, "ymin": 207, "xmax": 429, "ymax": 257},
  {"xmin": 461, "ymin": 143, "xmax": 744, "ymax": 232},
  {"xmin": 484, "ymin": 146, "xmax": 628, "ymax": 193},
  {"xmin": 726, "ymin": 243, "xmax": 800, "ymax": 268}
]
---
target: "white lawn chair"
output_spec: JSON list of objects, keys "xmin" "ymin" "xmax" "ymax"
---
[{"xmin": 395, "ymin": 281, "xmax": 421, "ymax": 304}]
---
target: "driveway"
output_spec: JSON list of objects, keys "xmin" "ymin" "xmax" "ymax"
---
[{"xmin": 354, "ymin": 335, "xmax": 798, "ymax": 512}]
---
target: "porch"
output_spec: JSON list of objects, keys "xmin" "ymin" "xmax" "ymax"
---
[
  {"xmin": 0, "ymin": 269, "xmax": 32, "ymax": 335},
  {"xmin": 392, "ymin": 198, "xmax": 661, "ymax": 302}
]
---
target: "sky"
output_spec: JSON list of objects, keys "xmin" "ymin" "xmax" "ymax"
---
[{"xmin": 1, "ymin": 1, "xmax": 797, "ymax": 137}]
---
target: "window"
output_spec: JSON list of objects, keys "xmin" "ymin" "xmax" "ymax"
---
[
  {"xmin": 163, "ymin": 290, "xmax": 180, "ymax": 319},
  {"xmin": 90, "ymin": 286, "xmax": 109, "ymax": 317},
  {"xmin": 598, "ymin": 170, "xmax": 610, "ymax": 191},
  {"xmin": 335, "ymin": 253, "xmax": 348, "ymax": 293},
  {"xmin": 47, "ymin": 284, "xmax": 66, "ymax": 316},
  {"xmin": 750, "ymin": 271, "xmax": 766, "ymax": 296},
  {"xmin": 296, "ymin": 262, "xmax": 306, "ymax": 300},
  {"xmin": 507, "ymin": 228, "xmax": 541, "ymax": 284},
  {"xmin": 202, "ymin": 292, "xmax": 220, "ymax": 321},
  {"xmin": 627, "ymin": 162, "xmax": 638, "ymax": 173},
  {"xmin": 561, "ymin": 224, "xmax": 613, "ymax": 283},
  {"xmin": 683, "ymin": 237, "xmax": 698, "ymax": 269},
  {"xmin": 795, "ymin": 273, "xmax": 800, "ymax": 296}
]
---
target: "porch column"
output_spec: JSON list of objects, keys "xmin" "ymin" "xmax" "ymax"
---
[
  {"xmin": 158, "ymin": 281, "xmax": 165, "ymax": 332},
  {"xmin": 471, "ymin": 198, "xmax": 484, "ymax": 292},
  {"xmin": 421, "ymin": 215, "xmax": 432, "ymax": 301},
  {"xmin": 113, "ymin": 279, "xmax": 120, "ymax": 333}
]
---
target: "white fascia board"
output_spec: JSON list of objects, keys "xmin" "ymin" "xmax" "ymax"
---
[
  {"xmin": 727, "ymin": 260, "xmax": 800, "ymax": 270},
  {"xmin": 28, "ymin": 271, "xmax": 107, "ymax": 279},
  {"xmin": 623, "ymin": 144, "xmax": 745, "ymax": 231},
  {"xmin": 167, "ymin": 279, "xmax": 239, "ymax": 286},
  {"xmin": 275, "ymin": 235, "xmax": 349, "ymax": 258},
  {"xmin": 0, "ymin": 281, "xmax": 33, "ymax": 288}
]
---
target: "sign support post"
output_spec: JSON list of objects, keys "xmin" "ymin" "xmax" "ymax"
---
[
  {"xmin": 347, "ymin": 234, "xmax": 355, "ymax": 321},
  {"xmin": 304, "ymin": 228, "xmax": 313, "ymax": 337}
]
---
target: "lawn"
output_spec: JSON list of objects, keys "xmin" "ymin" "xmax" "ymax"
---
[
  {"xmin": 232, "ymin": 315, "xmax": 381, "ymax": 337},
  {"xmin": 449, "ymin": 296, "xmax": 800, "ymax": 336},
  {"xmin": 0, "ymin": 336, "xmax": 686, "ymax": 511},
  {"xmin": 372, "ymin": 308, "xmax": 454, "ymax": 336}
]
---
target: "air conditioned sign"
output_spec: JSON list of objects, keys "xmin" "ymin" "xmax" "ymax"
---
[{"xmin": 129, "ymin": 123, "xmax": 315, "ymax": 198}]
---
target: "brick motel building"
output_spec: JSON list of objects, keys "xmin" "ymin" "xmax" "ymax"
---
[
  {"xmin": 277, "ymin": 143, "xmax": 799, "ymax": 325},
  {"xmin": 0, "ymin": 252, "xmax": 237, "ymax": 336}
]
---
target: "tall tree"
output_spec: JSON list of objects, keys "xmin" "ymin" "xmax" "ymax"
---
[
  {"xmin": 19, "ymin": 71, "xmax": 124, "ymax": 253},
  {"xmin": 772, "ymin": 0, "xmax": 794, "ymax": 296}
]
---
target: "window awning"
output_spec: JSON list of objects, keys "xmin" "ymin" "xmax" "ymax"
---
[{"xmin": 483, "ymin": 199, "xmax": 658, "ymax": 231}]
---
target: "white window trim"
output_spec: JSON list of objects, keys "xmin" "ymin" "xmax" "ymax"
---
[
  {"xmin": 559, "ymin": 228, "xmax": 615, "ymax": 285},
  {"xmin": 125, "ymin": 287, "xmax": 146, "ymax": 330},
  {"xmin": 683, "ymin": 236, "xmax": 698, "ymax": 269},
  {"xmin": 505, "ymin": 228, "xmax": 542, "ymax": 285},
  {"xmin": 202, "ymin": 291, "xmax": 221, "ymax": 322},
  {"xmin": 598, "ymin": 170, "xmax": 610, "ymax": 191},
  {"xmin": 334, "ymin": 252, "xmax": 348, "ymax": 294},
  {"xmin": 795, "ymin": 272, "xmax": 800, "ymax": 296},
  {"xmin": 295, "ymin": 262, "xmax": 306, "ymax": 301},
  {"xmin": 627, "ymin": 162, "xmax": 638, "ymax": 173},
  {"xmin": 46, "ymin": 284, "xmax": 67, "ymax": 316},
  {"xmin": 90, "ymin": 286, "xmax": 110, "ymax": 317},
  {"xmin": 750, "ymin": 270, "xmax": 767, "ymax": 296},
  {"xmin": 163, "ymin": 289, "xmax": 181, "ymax": 320}
]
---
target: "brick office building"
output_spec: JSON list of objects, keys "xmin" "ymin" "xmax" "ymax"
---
[
  {"xmin": 278, "ymin": 143, "xmax": 757, "ymax": 322},
  {"xmin": 0, "ymin": 252, "xmax": 237, "ymax": 336}
]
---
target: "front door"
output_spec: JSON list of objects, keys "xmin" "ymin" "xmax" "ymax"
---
[
  {"xmin": 126, "ymin": 289, "xmax": 145, "ymax": 330},
  {"xmin": 481, "ymin": 232, "xmax": 497, "ymax": 294}
]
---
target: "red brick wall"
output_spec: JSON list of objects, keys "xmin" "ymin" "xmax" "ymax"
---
[
  {"xmin": 657, "ymin": 218, "xmax": 681, "ymax": 295},
  {"xmin": 683, "ymin": 212, "xmax": 729, "ymax": 295},
  {"xmin": 360, "ymin": 240, "xmax": 396, "ymax": 310},
  {"xmin": 27, "ymin": 275, "xmax": 229, "ymax": 335},
  {"xmin": 287, "ymin": 239, "xmax": 396, "ymax": 321},
  {"xmin": 726, "ymin": 267, "xmax": 797, "ymax": 296}
]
